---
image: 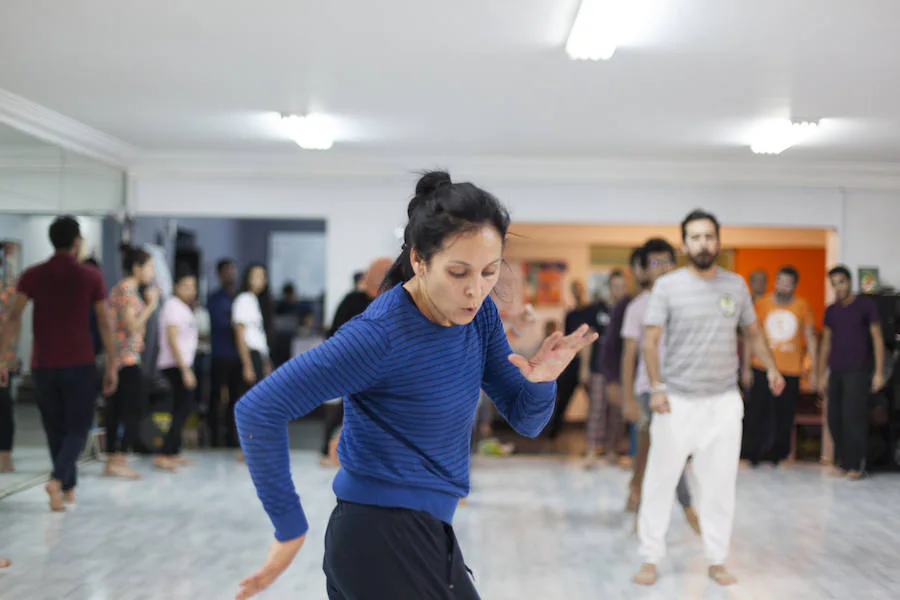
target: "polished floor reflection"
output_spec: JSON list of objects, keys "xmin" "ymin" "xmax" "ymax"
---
[{"xmin": 1, "ymin": 452, "xmax": 898, "ymax": 599}]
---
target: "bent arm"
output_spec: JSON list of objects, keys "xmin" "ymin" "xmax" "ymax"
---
[
  {"xmin": 235, "ymin": 318, "xmax": 391, "ymax": 541},
  {"xmin": 481, "ymin": 303, "xmax": 556, "ymax": 438}
]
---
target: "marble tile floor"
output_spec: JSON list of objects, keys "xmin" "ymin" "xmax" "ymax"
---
[{"xmin": 0, "ymin": 452, "xmax": 898, "ymax": 600}]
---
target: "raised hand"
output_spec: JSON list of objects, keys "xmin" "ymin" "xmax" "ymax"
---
[{"xmin": 508, "ymin": 324, "xmax": 598, "ymax": 383}]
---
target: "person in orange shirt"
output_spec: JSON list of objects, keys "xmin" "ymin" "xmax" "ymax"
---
[{"xmin": 741, "ymin": 266, "xmax": 818, "ymax": 467}]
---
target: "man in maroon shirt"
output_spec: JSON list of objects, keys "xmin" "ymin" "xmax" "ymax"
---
[{"xmin": 0, "ymin": 216, "xmax": 118, "ymax": 511}]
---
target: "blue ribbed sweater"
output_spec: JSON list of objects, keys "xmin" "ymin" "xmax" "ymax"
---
[{"xmin": 234, "ymin": 284, "xmax": 557, "ymax": 541}]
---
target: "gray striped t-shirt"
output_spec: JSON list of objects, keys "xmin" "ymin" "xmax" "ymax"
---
[{"xmin": 644, "ymin": 267, "xmax": 756, "ymax": 396}]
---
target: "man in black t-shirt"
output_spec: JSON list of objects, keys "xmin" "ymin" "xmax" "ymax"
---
[{"xmin": 547, "ymin": 281, "xmax": 610, "ymax": 440}]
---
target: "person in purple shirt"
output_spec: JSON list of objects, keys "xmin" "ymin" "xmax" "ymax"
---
[
  {"xmin": 597, "ymin": 247, "xmax": 648, "ymax": 458},
  {"xmin": 817, "ymin": 265, "xmax": 885, "ymax": 480}
]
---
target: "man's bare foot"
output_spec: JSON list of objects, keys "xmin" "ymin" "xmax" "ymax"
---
[
  {"xmin": 63, "ymin": 490, "xmax": 76, "ymax": 504},
  {"xmin": 0, "ymin": 557, "xmax": 10, "ymax": 568},
  {"xmin": 683, "ymin": 506, "xmax": 702, "ymax": 535},
  {"xmin": 709, "ymin": 565, "xmax": 738, "ymax": 586},
  {"xmin": 170, "ymin": 455, "xmax": 194, "ymax": 466},
  {"xmin": 632, "ymin": 563, "xmax": 657, "ymax": 586},
  {"xmin": 0, "ymin": 451, "xmax": 14, "ymax": 473},
  {"xmin": 153, "ymin": 456, "xmax": 179, "ymax": 472},
  {"xmin": 45, "ymin": 480, "xmax": 65, "ymax": 512},
  {"xmin": 830, "ymin": 467, "xmax": 847, "ymax": 478},
  {"xmin": 846, "ymin": 470, "xmax": 862, "ymax": 480}
]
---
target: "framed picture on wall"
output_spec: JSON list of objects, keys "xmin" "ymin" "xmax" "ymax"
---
[
  {"xmin": 522, "ymin": 261, "xmax": 567, "ymax": 306},
  {"xmin": 587, "ymin": 269, "xmax": 611, "ymax": 303},
  {"xmin": 858, "ymin": 267, "xmax": 880, "ymax": 294}
]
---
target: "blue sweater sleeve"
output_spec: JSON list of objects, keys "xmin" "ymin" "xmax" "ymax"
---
[
  {"xmin": 480, "ymin": 300, "xmax": 557, "ymax": 438},
  {"xmin": 234, "ymin": 317, "xmax": 392, "ymax": 541}
]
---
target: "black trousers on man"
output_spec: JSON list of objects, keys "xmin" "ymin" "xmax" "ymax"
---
[
  {"xmin": 32, "ymin": 365, "xmax": 97, "ymax": 491},
  {"xmin": 746, "ymin": 368, "xmax": 801, "ymax": 465},
  {"xmin": 323, "ymin": 501, "xmax": 480, "ymax": 600},
  {"xmin": 827, "ymin": 368, "xmax": 872, "ymax": 473}
]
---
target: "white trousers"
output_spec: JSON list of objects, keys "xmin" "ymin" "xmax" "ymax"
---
[{"xmin": 638, "ymin": 389, "xmax": 743, "ymax": 565}]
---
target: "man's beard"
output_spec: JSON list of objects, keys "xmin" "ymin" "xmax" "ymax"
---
[
  {"xmin": 775, "ymin": 292, "xmax": 793, "ymax": 303},
  {"xmin": 688, "ymin": 251, "xmax": 716, "ymax": 270}
]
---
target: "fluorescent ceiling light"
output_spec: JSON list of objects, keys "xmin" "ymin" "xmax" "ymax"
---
[
  {"xmin": 750, "ymin": 120, "xmax": 819, "ymax": 155},
  {"xmin": 566, "ymin": 0, "xmax": 622, "ymax": 60},
  {"xmin": 281, "ymin": 114, "xmax": 334, "ymax": 150}
]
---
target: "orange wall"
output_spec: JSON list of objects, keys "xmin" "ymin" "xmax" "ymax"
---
[{"xmin": 734, "ymin": 248, "xmax": 827, "ymax": 327}]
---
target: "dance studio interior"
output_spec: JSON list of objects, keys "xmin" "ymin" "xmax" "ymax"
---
[{"xmin": 1, "ymin": 2, "xmax": 899, "ymax": 599}]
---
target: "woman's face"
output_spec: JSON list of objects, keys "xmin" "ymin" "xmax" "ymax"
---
[
  {"xmin": 248, "ymin": 266, "xmax": 267, "ymax": 294},
  {"xmin": 136, "ymin": 259, "xmax": 155, "ymax": 286},
  {"xmin": 175, "ymin": 276, "xmax": 198, "ymax": 305},
  {"xmin": 413, "ymin": 225, "xmax": 503, "ymax": 326}
]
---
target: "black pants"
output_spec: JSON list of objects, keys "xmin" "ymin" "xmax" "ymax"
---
[
  {"xmin": 210, "ymin": 356, "xmax": 243, "ymax": 447},
  {"xmin": 0, "ymin": 384, "xmax": 13, "ymax": 451},
  {"xmin": 324, "ymin": 501, "xmax": 480, "ymax": 600},
  {"xmin": 32, "ymin": 365, "xmax": 97, "ymax": 491},
  {"xmin": 828, "ymin": 368, "xmax": 871, "ymax": 472},
  {"xmin": 321, "ymin": 401, "xmax": 344, "ymax": 456},
  {"xmin": 547, "ymin": 365, "xmax": 581, "ymax": 439},
  {"xmin": 106, "ymin": 365, "xmax": 145, "ymax": 454},
  {"xmin": 747, "ymin": 369, "xmax": 800, "ymax": 465},
  {"xmin": 160, "ymin": 368, "xmax": 195, "ymax": 456}
]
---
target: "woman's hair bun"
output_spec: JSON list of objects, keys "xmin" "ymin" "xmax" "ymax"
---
[{"xmin": 415, "ymin": 171, "xmax": 451, "ymax": 197}]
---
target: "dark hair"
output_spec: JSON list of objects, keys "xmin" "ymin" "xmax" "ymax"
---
[
  {"xmin": 216, "ymin": 259, "xmax": 234, "ymax": 275},
  {"xmin": 49, "ymin": 216, "xmax": 81, "ymax": 250},
  {"xmin": 82, "ymin": 257, "xmax": 99, "ymax": 268},
  {"xmin": 828, "ymin": 265, "xmax": 852, "ymax": 282},
  {"xmin": 240, "ymin": 263, "xmax": 268, "ymax": 294},
  {"xmin": 282, "ymin": 282, "xmax": 295, "ymax": 296},
  {"xmin": 120, "ymin": 244, "xmax": 151, "ymax": 275},
  {"xmin": 777, "ymin": 265, "xmax": 800, "ymax": 284},
  {"xmin": 629, "ymin": 247, "xmax": 644, "ymax": 268},
  {"xmin": 173, "ymin": 269, "xmax": 195, "ymax": 285},
  {"xmin": 380, "ymin": 171, "xmax": 511, "ymax": 293},
  {"xmin": 640, "ymin": 238, "xmax": 676, "ymax": 269},
  {"xmin": 681, "ymin": 209, "xmax": 721, "ymax": 242},
  {"xmin": 353, "ymin": 271, "xmax": 365, "ymax": 285},
  {"xmin": 609, "ymin": 268, "xmax": 624, "ymax": 280}
]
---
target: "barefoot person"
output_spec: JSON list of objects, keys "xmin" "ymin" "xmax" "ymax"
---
[
  {"xmin": 106, "ymin": 245, "xmax": 159, "ymax": 478},
  {"xmin": 233, "ymin": 172, "xmax": 597, "ymax": 599},
  {"xmin": 155, "ymin": 271, "xmax": 200, "ymax": 470},
  {"xmin": 633, "ymin": 210, "xmax": 784, "ymax": 587},
  {"xmin": 621, "ymin": 238, "xmax": 699, "ymax": 534},
  {"xmin": 0, "ymin": 216, "xmax": 118, "ymax": 511}
]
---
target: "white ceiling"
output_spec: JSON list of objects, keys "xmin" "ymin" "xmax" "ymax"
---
[{"xmin": 2, "ymin": 0, "xmax": 900, "ymax": 163}]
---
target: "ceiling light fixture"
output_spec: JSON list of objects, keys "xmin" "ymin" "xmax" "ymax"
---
[
  {"xmin": 750, "ymin": 119, "xmax": 819, "ymax": 155},
  {"xmin": 281, "ymin": 114, "xmax": 334, "ymax": 150},
  {"xmin": 566, "ymin": 0, "xmax": 620, "ymax": 61}
]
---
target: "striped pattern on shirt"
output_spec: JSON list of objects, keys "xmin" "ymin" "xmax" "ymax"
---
[
  {"xmin": 644, "ymin": 267, "xmax": 756, "ymax": 396},
  {"xmin": 235, "ymin": 284, "xmax": 557, "ymax": 541}
]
